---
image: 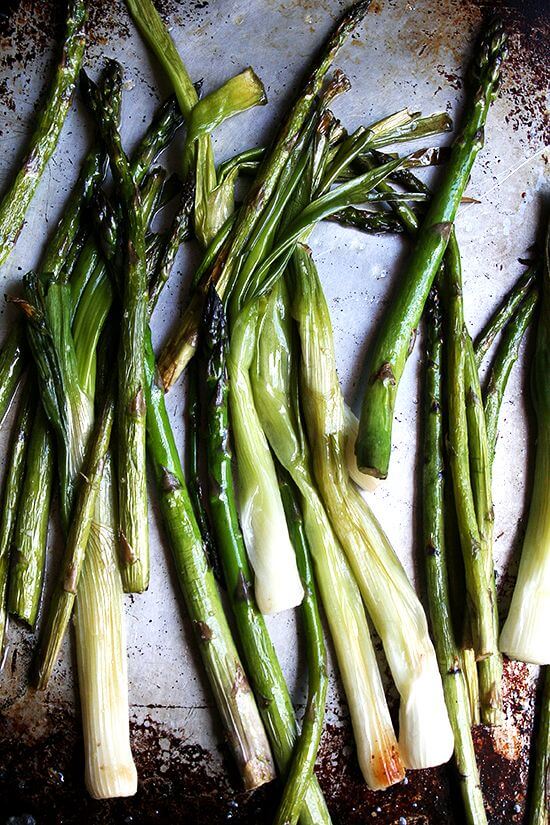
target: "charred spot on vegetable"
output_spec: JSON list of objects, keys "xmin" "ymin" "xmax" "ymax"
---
[
  {"xmin": 160, "ymin": 466, "xmax": 182, "ymax": 492},
  {"xmin": 194, "ymin": 620, "xmax": 213, "ymax": 642},
  {"xmin": 431, "ymin": 221, "xmax": 453, "ymax": 242},
  {"xmin": 63, "ymin": 563, "xmax": 78, "ymax": 594},
  {"xmin": 231, "ymin": 663, "xmax": 251, "ymax": 696},
  {"xmin": 426, "ymin": 536, "xmax": 439, "ymax": 556},
  {"xmin": 370, "ymin": 361, "xmax": 396, "ymax": 386},
  {"xmin": 129, "ymin": 386, "xmax": 146, "ymax": 417},
  {"xmin": 448, "ymin": 657, "xmax": 462, "ymax": 675},
  {"xmin": 407, "ymin": 327, "xmax": 417, "ymax": 356},
  {"xmin": 119, "ymin": 531, "xmax": 136, "ymax": 565}
]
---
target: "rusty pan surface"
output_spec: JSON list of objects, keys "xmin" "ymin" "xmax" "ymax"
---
[{"xmin": 0, "ymin": 0, "xmax": 548, "ymax": 822}]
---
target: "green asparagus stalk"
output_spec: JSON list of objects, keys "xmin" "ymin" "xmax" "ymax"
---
[
  {"xmin": 35, "ymin": 383, "xmax": 115, "ymax": 689},
  {"xmin": 443, "ymin": 234, "xmax": 500, "ymax": 670},
  {"xmin": 199, "ymin": 286, "xmax": 329, "ymax": 820},
  {"xmin": 356, "ymin": 18, "xmax": 507, "ymax": 478},
  {"xmin": 275, "ymin": 473, "xmax": 328, "ymax": 825},
  {"xmin": 0, "ymin": 326, "xmax": 26, "ymax": 425},
  {"xmin": 149, "ymin": 182, "xmax": 194, "ymax": 311},
  {"xmin": 0, "ymin": 0, "xmax": 86, "ymax": 267},
  {"xmin": 7, "ymin": 408, "xmax": 53, "ymax": 627},
  {"xmin": 484, "ymin": 289, "xmax": 538, "ymax": 459},
  {"xmin": 529, "ymin": 667, "xmax": 550, "ymax": 825},
  {"xmin": 83, "ymin": 66, "xmax": 150, "ymax": 593},
  {"xmin": 326, "ymin": 206, "xmax": 405, "ymax": 234},
  {"xmin": 500, "ymin": 220, "xmax": 550, "ymax": 665},
  {"xmin": 292, "ymin": 243, "xmax": 453, "ymax": 769},
  {"xmin": 250, "ymin": 279, "xmax": 404, "ymax": 789},
  {"xmin": 184, "ymin": 359, "xmax": 220, "ymax": 581},
  {"xmin": 422, "ymin": 285, "xmax": 487, "ymax": 824},
  {"xmin": 463, "ymin": 333, "xmax": 503, "ymax": 726},
  {"xmin": 0, "ymin": 388, "xmax": 33, "ymax": 653},
  {"xmin": 144, "ymin": 327, "xmax": 276, "ymax": 791},
  {"xmin": 474, "ymin": 265, "xmax": 538, "ymax": 368}
]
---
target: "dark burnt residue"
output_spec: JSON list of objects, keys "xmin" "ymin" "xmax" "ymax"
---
[
  {"xmin": 0, "ymin": 700, "xmax": 280, "ymax": 824},
  {"xmin": 486, "ymin": 0, "xmax": 550, "ymax": 147}
]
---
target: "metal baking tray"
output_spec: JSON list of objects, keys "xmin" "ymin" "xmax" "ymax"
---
[{"xmin": 0, "ymin": 0, "xmax": 548, "ymax": 822}]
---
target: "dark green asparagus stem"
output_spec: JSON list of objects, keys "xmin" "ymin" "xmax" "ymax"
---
[
  {"xmin": 0, "ymin": 0, "xmax": 86, "ymax": 266},
  {"xmin": 484, "ymin": 289, "xmax": 538, "ymax": 461},
  {"xmin": 83, "ymin": 66, "xmax": 150, "ymax": 593},
  {"xmin": 463, "ymin": 332, "xmax": 502, "ymax": 726},
  {"xmin": 422, "ymin": 285, "xmax": 487, "ymax": 824},
  {"xmin": 35, "ymin": 381, "xmax": 115, "ymax": 689},
  {"xmin": 7, "ymin": 408, "xmax": 53, "ymax": 627},
  {"xmin": 529, "ymin": 667, "xmax": 550, "ymax": 825},
  {"xmin": 474, "ymin": 266, "xmax": 538, "ymax": 367},
  {"xmin": 200, "ymin": 285, "xmax": 331, "ymax": 824},
  {"xmin": 326, "ymin": 206, "xmax": 404, "ymax": 234},
  {"xmin": 0, "ymin": 387, "xmax": 33, "ymax": 654},
  {"xmin": 144, "ymin": 325, "xmax": 276, "ymax": 791},
  {"xmin": 357, "ymin": 18, "xmax": 507, "ymax": 478},
  {"xmin": 185, "ymin": 359, "xmax": 220, "ymax": 581},
  {"xmin": 149, "ymin": 182, "xmax": 194, "ymax": 311},
  {"xmin": 0, "ymin": 326, "xmax": 26, "ymax": 426},
  {"xmin": 275, "ymin": 472, "xmax": 328, "ymax": 825},
  {"xmin": 444, "ymin": 233, "xmax": 500, "ymax": 674},
  {"xmin": 158, "ymin": 0, "xmax": 372, "ymax": 388}
]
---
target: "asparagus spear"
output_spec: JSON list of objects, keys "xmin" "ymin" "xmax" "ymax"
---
[
  {"xmin": 184, "ymin": 359, "xmax": 220, "ymax": 582},
  {"xmin": 200, "ymin": 286, "xmax": 329, "ymax": 820},
  {"xmin": 0, "ymin": 388, "xmax": 33, "ymax": 654},
  {"xmin": 483, "ymin": 289, "xmax": 538, "ymax": 459},
  {"xmin": 356, "ymin": 18, "xmax": 507, "ymax": 478},
  {"xmin": 462, "ymin": 332, "xmax": 503, "ymax": 727},
  {"xmin": 148, "ymin": 182, "xmax": 194, "ymax": 311},
  {"xmin": 83, "ymin": 66, "xmax": 150, "ymax": 593},
  {"xmin": 474, "ymin": 265, "xmax": 538, "ymax": 367},
  {"xmin": 326, "ymin": 206, "xmax": 405, "ymax": 234},
  {"xmin": 500, "ymin": 220, "xmax": 550, "ymax": 665},
  {"xmin": 529, "ymin": 667, "xmax": 550, "ymax": 825},
  {"xmin": 7, "ymin": 408, "xmax": 53, "ymax": 627},
  {"xmin": 422, "ymin": 285, "xmax": 487, "ymax": 824},
  {"xmin": 0, "ymin": 326, "xmax": 26, "ymax": 426},
  {"xmin": 0, "ymin": 0, "xmax": 86, "ymax": 267},
  {"xmin": 144, "ymin": 327, "xmax": 276, "ymax": 791},
  {"xmin": 275, "ymin": 473, "xmax": 328, "ymax": 825},
  {"xmin": 444, "ymin": 233, "xmax": 501, "ymax": 693}
]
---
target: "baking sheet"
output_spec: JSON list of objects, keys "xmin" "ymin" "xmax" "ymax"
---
[{"xmin": 0, "ymin": 0, "xmax": 548, "ymax": 822}]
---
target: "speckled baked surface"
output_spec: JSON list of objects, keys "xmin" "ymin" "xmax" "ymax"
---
[{"xmin": 0, "ymin": 1, "xmax": 548, "ymax": 822}]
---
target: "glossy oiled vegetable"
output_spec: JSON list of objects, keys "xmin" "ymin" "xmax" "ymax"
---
[
  {"xmin": 157, "ymin": 0, "xmax": 372, "ymax": 387},
  {"xmin": 0, "ymin": 0, "xmax": 86, "ymax": 267},
  {"xmin": 144, "ymin": 326, "xmax": 276, "ymax": 791},
  {"xmin": 422, "ymin": 286, "xmax": 487, "ymax": 824},
  {"xmin": 83, "ymin": 66, "xmax": 150, "ymax": 594},
  {"xmin": 356, "ymin": 18, "xmax": 507, "ymax": 478},
  {"xmin": 292, "ymin": 244, "xmax": 453, "ymax": 769},
  {"xmin": 0, "ymin": 389, "xmax": 33, "ymax": 652},
  {"xmin": 443, "ymin": 232, "xmax": 502, "ymax": 724},
  {"xmin": 200, "ymin": 286, "xmax": 330, "ymax": 823},
  {"xmin": 251, "ymin": 280, "xmax": 404, "ymax": 789}
]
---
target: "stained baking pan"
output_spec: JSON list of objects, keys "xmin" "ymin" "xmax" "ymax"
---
[{"xmin": 0, "ymin": 0, "xmax": 548, "ymax": 822}]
